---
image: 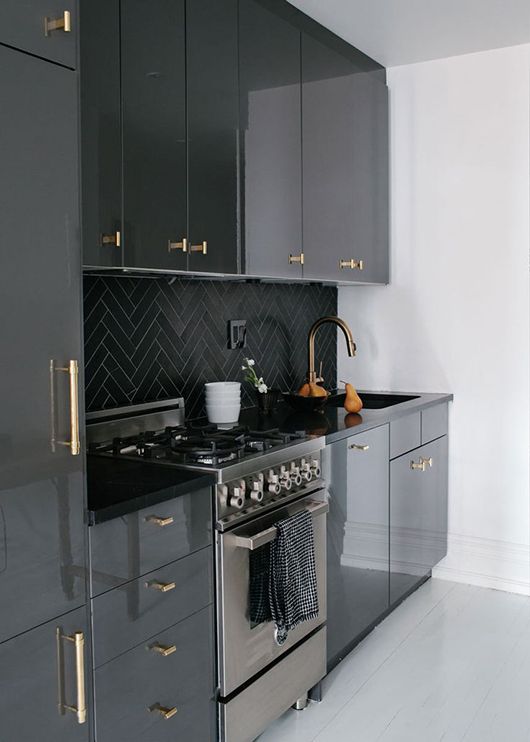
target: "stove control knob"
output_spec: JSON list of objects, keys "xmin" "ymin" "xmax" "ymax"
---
[
  {"xmin": 250, "ymin": 488, "xmax": 264, "ymax": 503},
  {"xmin": 218, "ymin": 484, "xmax": 229, "ymax": 508},
  {"xmin": 247, "ymin": 477, "xmax": 264, "ymax": 502},
  {"xmin": 229, "ymin": 486, "xmax": 245, "ymax": 509},
  {"xmin": 300, "ymin": 458, "xmax": 313, "ymax": 482},
  {"xmin": 266, "ymin": 470, "xmax": 281, "ymax": 495},
  {"xmin": 279, "ymin": 465, "xmax": 292, "ymax": 491},
  {"xmin": 289, "ymin": 463, "xmax": 303, "ymax": 487},
  {"xmin": 237, "ymin": 479, "xmax": 246, "ymax": 494},
  {"xmin": 310, "ymin": 459, "xmax": 321, "ymax": 478}
]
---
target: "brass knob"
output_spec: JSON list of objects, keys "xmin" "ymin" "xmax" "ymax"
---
[
  {"xmin": 100, "ymin": 231, "xmax": 121, "ymax": 248},
  {"xmin": 289, "ymin": 253, "xmax": 304, "ymax": 265},
  {"xmin": 44, "ymin": 10, "xmax": 71, "ymax": 36},
  {"xmin": 339, "ymin": 258, "xmax": 363, "ymax": 270},
  {"xmin": 168, "ymin": 238, "xmax": 188, "ymax": 253},
  {"xmin": 145, "ymin": 515, "xmax": 174, "ymax": 527},
  {"xmin": 190, "ymin": 241, "xmax": 208, "ymax": 255},
  {"xmin": 349, "ymin": 443, "xmax": 369, "ymax": 451},
  {"xmin": 145, "ymin": 580, "xmax": 176, "ymax": 593},
  {"xmin": 149, "ymin": 642, "xmax": 177, "ymax": 657},
  {"xmin": 149, "ymin": 704, "xmax": 178, "ymax": 720}
]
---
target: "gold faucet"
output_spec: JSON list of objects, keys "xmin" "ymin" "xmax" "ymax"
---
[{"xmin": 307, "ymin": 316, "xmax": 356, "ymax": 384}]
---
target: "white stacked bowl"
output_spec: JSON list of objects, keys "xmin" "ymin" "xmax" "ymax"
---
[{"xmin": 205, "ymin": 382, "xmax": 241, "ymax": 426}]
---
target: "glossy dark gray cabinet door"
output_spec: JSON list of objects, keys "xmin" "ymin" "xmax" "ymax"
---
[
  {"xmin": 121, "ymin": 0, "xmax": 187, "ymax": 271},
  {"xmin": 324, "ymin": 425, "xmax": 389, "ymax": 667},
  {"xmin": 0, "ymin": 46, "xmax": 86, "ymax": 644},
  {"xmin": 302, "ymin": 33, "xmax": 389, "ymax": 283},
  {"xmin": 0, "ymin": 0, "xmax": 77, "ymax": 68},
  {"xmin": 0, "ymin": 606, "xmax": 89, "ymax": 742},
  {"xmin": 239, "ymin": 0, "xmax": 303, "ymax": 279},
  {"xmin": 390, "ymin": 436, "xmax": 449, "ymax": 604},
  {"xmin": 187, "ymin": 0, "xmax": 239, "ymax": 275},
  {"xmin": 80, "ymin": 0, "xmax": 122, "ymax": 268}
]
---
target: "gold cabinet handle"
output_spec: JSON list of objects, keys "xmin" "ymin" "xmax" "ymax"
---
[
  {"xmin": 349, "ymin": 443, "xmax": 369, "ymax": 451},
  {"xmin": 145, "ymin": 515, "xmax": 174, "ymax": 527},
  {"xmin": 289, "ymin": 253, "xmax": 304, "ymax": 265},
  {"xmin": 145, "ymin": 580, "xmax": 176, "ymax": 593},
  {"xmin": 148, "ymin": 642, "xmax": 177, "ymax": 657},
  {"xmin": 149, "ymin": 704, "xmax": 178, "ymax": 720},
  {"xmin": 339, "ymin": 258, "xmax": 364, "ymax": 271},
  {"xmin": 44, "ymin": 10, "xmax": 71, "ymax": 36},
  {"xmin": 101, "ymin": 231, "xmax": 121, "ymax": 248},
  {"xmin": 53, "ymin": 360, "xmax": 80, "ymax": 456},
  {"xmin": 422, "ymin": 457, "xmax": 433, "ymax": 468},
  {"xmin": 56, "ymin": 629, "xmax": 87, "ymax": 725},
  {"xmin": 411, "ymin": 456, "xmax": 433, "ymax": 472},
  {"xmin": 190, "ymin": 241, "xmax": 207, "ymax": 255},
  {"xmin": 168, "ymin": 238, "xmax": 188, "ymax": 253}
]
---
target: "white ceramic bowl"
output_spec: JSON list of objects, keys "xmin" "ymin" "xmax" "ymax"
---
[
  {"xmin": 204, "ymin": 381, "xmax": 241, "ymax": 391},
  {"xmin": 206, "ymin": 400, "xmax": 241, "ymax": 425},
  {"xmin": 205, "ymin": 391, "xmax": 241, "ymax": 401}
]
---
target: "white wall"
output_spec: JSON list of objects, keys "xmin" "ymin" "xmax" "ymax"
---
[{"xmin": 338, "ymin": 44, "xmax": 530, "ymax": 594}]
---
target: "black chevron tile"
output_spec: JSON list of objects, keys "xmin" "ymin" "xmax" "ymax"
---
[{"xmin": 83, "ymin": 275, "xmax": 337, "ymax": 419}]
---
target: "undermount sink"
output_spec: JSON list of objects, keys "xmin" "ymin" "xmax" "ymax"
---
[{"xmin": 327, "ymin": 392, "xmax": 420, "ymax": 409}]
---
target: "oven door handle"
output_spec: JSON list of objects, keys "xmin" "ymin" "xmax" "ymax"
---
[{"xmin": 232, "ymin": 500, "xmax": 329, "ymax": 551}]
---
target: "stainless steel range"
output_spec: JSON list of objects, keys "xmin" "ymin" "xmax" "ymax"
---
[{"xmin": 87, "ymin": 398, "xmax": 328, "ymax": 742}]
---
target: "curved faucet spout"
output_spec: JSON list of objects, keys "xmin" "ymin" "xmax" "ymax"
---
[{"xmin": 307, "ymin": 316, "xmax": 356, "ymax": 384}]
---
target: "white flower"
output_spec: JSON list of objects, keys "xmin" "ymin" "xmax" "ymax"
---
[
  {"xmin": 247, "ymin": 359, "xmax": 255, "ymax": 367},
  {"xmin": 258, "ymin": 383, "xmax": 268, "ymax": 394},
  {"xmin": 241, "ymin": 365, "xmax": 246, "ymax": 370}
]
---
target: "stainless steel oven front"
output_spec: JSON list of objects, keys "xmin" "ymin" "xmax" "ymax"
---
[{"xmin": 216, "ymin": 485, "xmax": 328, "ymax": 698}]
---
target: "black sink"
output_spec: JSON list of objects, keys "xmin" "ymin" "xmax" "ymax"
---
[{"xmin": 327, "ymin": 392, "xmax": 420, "ymax": 409}]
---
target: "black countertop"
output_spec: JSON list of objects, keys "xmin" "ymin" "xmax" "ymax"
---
[{"xmin": 86, "ymin": 456, "xmax": 215, "ymax": 525}]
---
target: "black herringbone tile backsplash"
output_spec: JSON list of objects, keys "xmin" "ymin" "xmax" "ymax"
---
[{"xmin": 83, "ymin": 276, "xmax": 337, "ymax": 419}]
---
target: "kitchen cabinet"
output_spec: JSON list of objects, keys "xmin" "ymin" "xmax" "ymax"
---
[
  {"xmin": 324, "ymin": 425, "xmax": 390, "ymax": 667},
  {"xmin": 302, "ymin": 33, "xmax": 389, "ymax": 283},
  {"xmin": 239, "ymin": 0, "xmax": 303, "ymax": 279},
  {"xmin": 0, "ymin": 606, "xmax": 89, "ymax": 742},
  {"xmin": 390, "ymin": 436, "xmax": 449, "ymax": 605},
  {"xmin": 0, "ymin": 0, "xmax": 77, "ymax": 69},
  {"xmin": 0, "ymin": 44, "xmax": 86, "ymax": 644}
]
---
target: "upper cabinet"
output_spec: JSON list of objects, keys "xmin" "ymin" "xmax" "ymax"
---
[{"xmin": 80, "ymin": 0, "xmax": 389, "ymax": 284}]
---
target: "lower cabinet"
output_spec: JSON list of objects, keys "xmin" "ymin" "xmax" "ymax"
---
[
  {"xmin": 0, "ymin": 606, "xmax": 90, "ymax": 742},
  {"xmin": 390, "ymin": 436, "xmax": 449, "ymax": 604}
]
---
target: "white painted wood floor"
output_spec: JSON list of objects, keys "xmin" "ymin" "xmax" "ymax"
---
[{"xmin": 259, "ymin": 579, "xmax": 530, "ymax": 742}]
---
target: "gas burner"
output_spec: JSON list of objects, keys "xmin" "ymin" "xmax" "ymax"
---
[{"xmin": 169, "ymin": 429, "xmax": 246, "ymax": 466}]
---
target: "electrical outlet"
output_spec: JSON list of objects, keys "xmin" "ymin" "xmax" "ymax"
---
[{"xmin": 228, "ymin": 320, "xmax": 247, "ymax": 350}]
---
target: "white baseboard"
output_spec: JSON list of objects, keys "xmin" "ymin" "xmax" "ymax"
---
[{"xmin": 433, "ymin": 533, "xmax": 530, "ymax": 596}]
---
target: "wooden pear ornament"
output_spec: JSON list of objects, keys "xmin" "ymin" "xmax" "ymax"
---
[{"xmin": 341, "ymin": 380, "xmax": 363, "ymax": 413}]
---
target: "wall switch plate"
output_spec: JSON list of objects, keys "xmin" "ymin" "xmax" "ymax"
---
[{"xmin": 228, "ymin": 319, "xmax": 247, "ymax": 350}]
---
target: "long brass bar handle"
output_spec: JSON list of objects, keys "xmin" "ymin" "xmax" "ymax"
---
[
  {"xmin": 54, "ymin": 360, "xmax": 80, "ymax": 456},
  {"xmin": 190, "ymin": 241, "xmax": 207, "ymax": 255},
  {"xmin": 149, "ymin": 704, "xmax": 178, "ymax": 720},
  {"xmin": 145, "ymin": 580, "xmax": 176, "ymax": 593},
  {"xmin": 339, "ymin": 258, "xmax": 364, "ymax": 270},
  {"xmin": 44, "ymin": 10, "xmax": 71, "ymax": 36},
  {"xmin": 57, "ymin": 630, "xmax": 87, "ymax": 725},
  {"xmin": 149, "ymin": 642, "xmax": 177, "ymax": 657}
]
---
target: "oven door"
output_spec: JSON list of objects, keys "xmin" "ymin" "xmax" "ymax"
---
[{"xmin": 216, "ymin": 490, "xmax": 328, "ymax": 697}]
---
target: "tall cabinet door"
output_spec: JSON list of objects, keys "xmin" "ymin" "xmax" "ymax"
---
[
  {"xmin": 80, "ymin": 0, "xmax": 122, "ymax": 267},
  {"xmin": 302, "ymin": 33, "xmax": 389, "ymax": 283},
  {"xmin": 324, "ymin": 424, "xmax": 389, "ymax": 667},
  {"xmin": 390, "ymin": 436, "xmax": 449, "ymax": 604},
  {"xmin": 121, "ymin": 0, "xmax": 188, "ymax": 271},
  {"xmin": 0, "ymin": 606, "xmax": 89, "ymax": 742},
  {"xmin": 0, "ymin": 46, "xmax": 86, "ymax": 644},
  {"xmin": 187, "ymin": 0, "xmax": 240, "ymax": 275},
  {"xmin": 239, "ymin": 0, "xmax": 303, "ymax": 279}
]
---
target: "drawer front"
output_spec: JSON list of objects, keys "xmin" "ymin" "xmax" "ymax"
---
[
  {"xmin": 422, "ymin": 402, "xmax": 448, "ymax": 444},
  {"xmin": 89, "ymin": 487, "xmax": 212, "ymax": 596},
  {"xmin": 95, "ymin": 606, "xmax": 215, "ymax": 742},
  {"xmin": 0, "ymin": 1, "xmax": 77, "ymax": 68},
  {"xmin": 92, "ymin": 547, "xmax": 213, "ymax": 667},
  {"xmin": 390, "ymin": 412, "xmax": 421, "ymax": 458}
]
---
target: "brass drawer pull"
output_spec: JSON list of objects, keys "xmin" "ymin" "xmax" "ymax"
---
[
  {"xmin": 190, "ymin": 241, "xmax": 207, "ymax": 255},
  {"xmin": 56, "ymin": 629, "xmax": 87, "ymax": 725},
  {"xmin": 288, "ymin": 253, "xmax": 304, "ymax": 265},
  {"xmin": 168, "ymin": 238, "xmax": 188, "ymax": 253},
  {"xmin": 101, "ymin": 231, "xmax": 121, "ymax": 248},
  {"xmin": 145, "ymin": 580, "xmax": 176, "ymax": 593},
  {"xmin": 149, "ymin": 642, "xmax": 177, "ymax": 657},
  {"xmin": 349, "ymin": 443, "xmax": 369, "ymax": 451},
  {"xmin": 44, "ymin": 10, "xmax": 71, "ymax": 36},
  {"xmin": 149, "ymin": 703, "xmax": 178, "ymax": 720},
  {"xmin": 410, "ymin": 457, "xmax": 433, "ymax": 472},
  {"xmin": 339, "ymin": 258, "xmax": 364, "ymax": 271},
  {"xmin": 145, "ymin": 515, "xmax": 174, "ymax": 527},
  {"xmin": 53, "ymin": 360, "xmax": 80, "ymax": 456}
]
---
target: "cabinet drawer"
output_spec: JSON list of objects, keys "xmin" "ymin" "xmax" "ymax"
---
[
  {"xmin": 92, "ymin": 547, "xmax": 213, "ymax": 667},
  {"xmin": 390, "ymin": 412, "xmax": 421, "ymax": 458},
  {"xmin": 422, "ymin": 403, "xmax": 448, "ymax": 444},
  {"xmin": 89, "ymin": 487, "xmax": 212, "ymax": 596},
  {"xmin": 94, "ymin": 606, "xmax": 215, "ymax": 742},
  {"xmin": 0, "ymin": 1, "xmax": 77, "ymax": 68}
]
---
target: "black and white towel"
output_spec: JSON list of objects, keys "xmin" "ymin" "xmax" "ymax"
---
[{"xmin": 249, "ymin": 509, "xmax": 319, "ymax": 645}]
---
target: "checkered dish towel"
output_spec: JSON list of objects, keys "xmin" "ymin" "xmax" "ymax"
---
[{"xmin": 249, "ymin": 509, "xmax": 319, "ymax": 645}]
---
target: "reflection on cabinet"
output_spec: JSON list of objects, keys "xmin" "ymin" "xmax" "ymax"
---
[
  {"xmin": 239, "ymin": 0, "xmax": 303, "ymax": 279},
  {"xmin": 0, "ymin": 44, "xmax": 86, "ymax": 644},
  {"xmin": 0, "ymin": 606, "xmax": 89, "ymax": 742},
  {"xmin": 302, "ymin": 33, "xmax": 389, "ymax": 283},
  {"xmin": 324, "ymin": 425, "xmax": 389, "ymax": 667},
  {"xmin": 390, "ymin": 436, "xmax": 449, "ymax": 604}
]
